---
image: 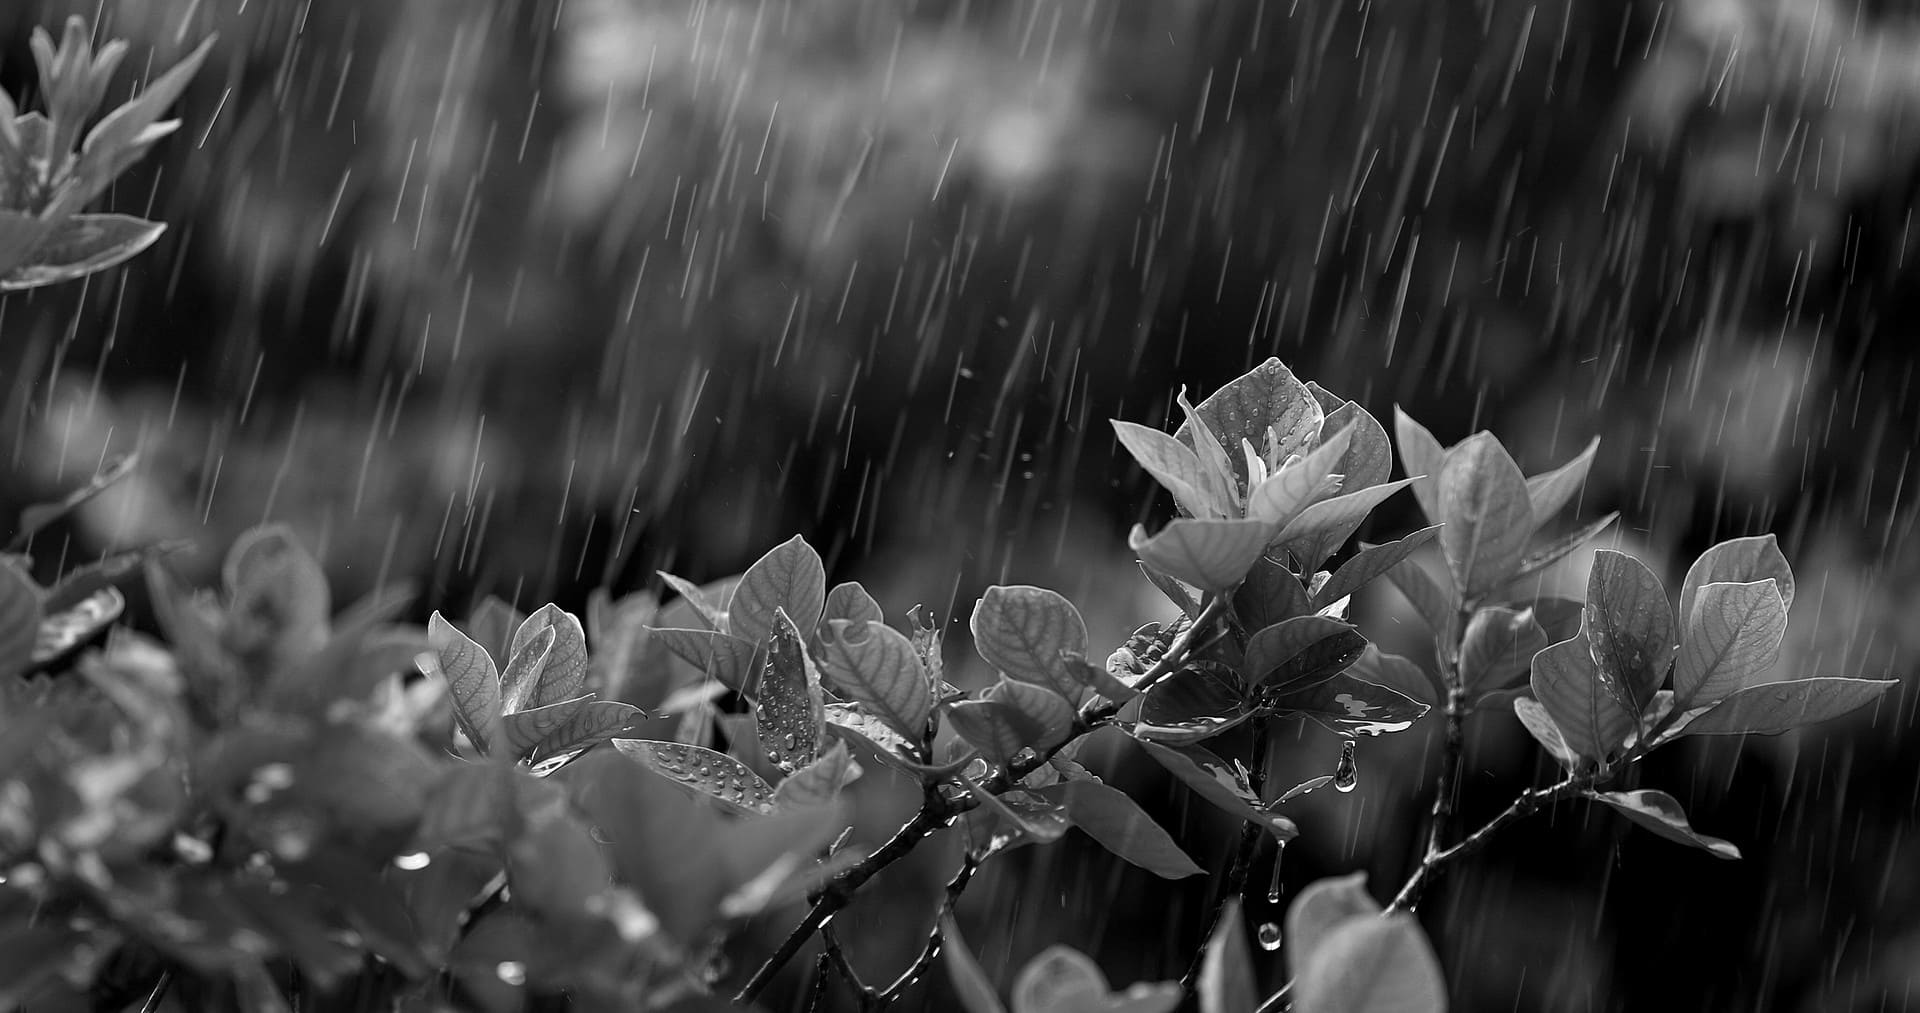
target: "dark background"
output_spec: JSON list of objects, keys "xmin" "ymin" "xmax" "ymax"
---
[{"xmin": 2, "ymin": 0, "xmax": 1918, "ymax": 1009}]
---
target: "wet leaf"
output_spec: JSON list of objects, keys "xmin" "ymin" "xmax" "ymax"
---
[
  {"xmin": 424, "ymin": 612, "xmax": 501, "ymax": 755},
  {"xmin": 498, "ymin": 625, "xmax": 555, "ymax": 717},
  {"xmin": 1114, "ymin": 419, "xmax": 1228, "ymax": 519},
  {"xmin": 729, "ymin": 535, "xmax": 826, "ymax": 646},
  {"xmin": 942, "ymin": 914, "xmax": 1010, "ymax": 1013},
  {"xmin": 1129, "ymin": 518, "xmax": 1272, "ymax": 594},
  {"xmin": 610, "ymin": 739, "xmax": 777, "ymax": 815},
  {"xmin": 658, "ymin": 572, "xmax": 731, "ymax": 632},
  {"xmin": 1285, "ymin": 872, "xmax": 1381, "ymax": 979},
  {"xmin": 1584, "ymin": 550, "xmax": 1675, "ymax": 718},
  {"xmin": 1133, "ymin": 737, "xmax": 1297, "ymax": 841},
  {"xmin": 1058, "ymin": 649, "xmax": 1141, "ymax": 704},
  {"xmin": 821, "ymin": 581, "xmax": 885, "ymax": 629},
  {"xmin": 1529, "ymin": 633, "xmax": 1634, "ymax": 764},
  {"xmin": 1673, "ymin": 580, "xmax": 1787, "ymax": 711},
  {"xmin": 1525, "ymin": 436, "xmax": 1600, "ymax": 525},
  {"xmin": 1268, "ymin": 674, "xmax": 1428, "ymax": 736},
  {"xmin": 972, "ymin": 585, "xmax": 1091, "ymax": 702},
  {"xmin": 1175, "ymin": 358, "xmax": 1325, "ymax": 491},
  {"xmin": 30, "ymin": 584, "xmax": 121, "ymax": 667},
  {"xmin": 824, "ymin": 701, "xmax": 924, "ymax": 770},
  {"xmin": 1513, "ymin": 697, "xmax": 1578, "ymax": 769},
  {"xmin": 1235, "ymin": 558, "xmax": 1314, "ymax": 631},
  {"xmin": 1242, "ymin": 616, "xmax": 1367, "ymax": 690},
  {"xmin": 1437, "ymin": 432, "xmax": 1534, "ymax": 598},
  {"xmin": 1380, "ymin": 556, "xmax": 1460, "ymax": 643},
  {"xmin": 1245, "ymin": 422, "xmax": 1354, "ymax": 528},
  {"xmin": 1034, "ymin": 779, "xmax": 1203, "ymax": 879},
  {"xmin": 69, "ymin": 33, "xmax": 215, "ymax": 210},
  {"xmin": 1138, "ymin": 666, "xmax": 1253, "ymax": 743},
  {"xmin": 501, "ymin": 696, "xmax": 637, "ymax": 762},
  {"xmin": 508, "ymin": 605, "xmax": 590, "ymax": 710},
  {"xmin": 1292, "ymin": 913, "xmax": 1446, "ymax": 1013},
  {"xmin": 756, "ymin": 608, "xmax": 826, "ymax": 775},
  {"xmin": 1675, "ymin": 677, "xmax": 1897, "ymax": 736},
  {"xmin": 1391, "ymin": 406, "xmax": 1448, "ymax": 525},
  {"xmin": 1346, "ymin": 646, "xmax": 1440, "ymax": 707},
  {"xmin": 1315, "ymin": 395, "xmax": 1396, "ymax": 492},
  {"xmin": 1678, "ymin": 534, "xmax": 1796, "ymax": 629},
  {"xmin": 1590, "ymin": 789, "xmax": 1740, "ymax": 860},
  {"xmin": 1197, "ymin": 898, "xmax": 1256, "ymax": 1013},
  {"xmin": 1459, "ymin": 606, "xmax": 1550, "ymax": 696},
  {"xmin": 773, "ymin": 740, "xmax": 860, "ymax": 811},
  {"xmin": 817, "ymin": 618, "xmax": 933, "ymax": 741},
  {"xmin": 1275, "ymin": 479, "xmax": 1418, "ymax": 574},
  {"xmin": 984, "ymin": 678, "xmax": 1076, "ymax": 750},
  {"xmin": 1313, "ymin": 525, "xmax": 1442, "ymax": 612},
  {"xmin": 947, "ymin": 699, "xmax": 1049, "ymax": 767},
  {"xmin": 648, "ymin": 627, "xmax": 758, "ymax": 695},
  {"xmin": 966, "ymin": 780, "xmax": 1071, "ymax": 855}
]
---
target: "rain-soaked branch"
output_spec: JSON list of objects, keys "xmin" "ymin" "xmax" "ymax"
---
[
  {"xmin": 1180, "ymin": 717, "xmax": 1271, "ymax": 993},
  {"xmin": 1386, "ymin": 771, "xmax": 1592, "ymax": 913},
  {"xmin": 876, "ymin": 851, "xmax": 982, "ymax": 1000},
  {"xmin": 1401, "ymin": 680, "xmax": 1470, "ymax": 912},
  {"xmin": 736, "ymin": 598, "xmax": 1230, "ymax": 1004}
]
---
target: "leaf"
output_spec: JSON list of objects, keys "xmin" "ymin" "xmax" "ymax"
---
[
  {"xmin": 1034, "ymin": 780, "xmax": 1203, "ymax": 879},
  {"xmin": 0, "ymin": 926, "xmax": 85, "ymax": 1005},
  {"xmin": 984, "ymin": 678, "xmax": 1076, "ymax": 750},
  {"xmin": 1277, "ymin": 775, "xmax": 1335, "ymax": 802},
  {"xmin": 1313, "ymin": 526, "xmax": 1442, "ymax": 612},
  {"xmin": 0, "ymin": 214, "xmax": 167, "ymax": 291},
  {"xmin": 1175, "ymin": 358, "xmax": 1325, "ymax": 491},
  {"xmin": 1511, "ymin": 513, "xmax": 1619, "ymax": 582},
  {"xmin": 1391, "ymin": 407, "xmax": 1447, "ymax": 525},
  {"xmin": 610, "ymin": 739, "xmax": 777, "ymax": 815},
  {"xmin": 508, "ymin": 605, "xmax": 590, "ymax": 710},
  {"xmin": 756, "ymin": 608, "xmax": 826, "ymax": 775},
  {"xmin": 498, "ymin": 625, "xmax": 556, "ymax": 716},
  {"xmin": 501, "ymin": 695, "xmax": 619, "ymax": 760},
  {"xmin": 225, "ymin": 523, "xmax": 331, "ymax": 665},
  {"xmin": 1380, "ymin": 557, "xmax": 1460, "ymax": 643},
  {"xmin": 1590, "ymin": 789, "xmax": 1741, "ymax": 860},
  {"xmin": 1138, "ymin": 667, "xmax": 1253, "ymax": 744},
  {"xmin": 11, "ymin": 451, "xmax": 138, "ymax": 549},
  {"xmin": 728, "ymin": 535, "xmax": 826, "ymax": 646},
  {"xmin": 658, "ymin": 572, "xmax": 730, "ymax": 632},
  {"xmin": 1284, "ymin": 872, "xmax": 1381, "ymax": 980},
  {"xmin": 1676, "ymin": 677, "xmax": 1897, "ymax": 736},
  {"xmin": 1198, "ymin": 899, "xmax": 1256, "ymax": 1013},
  {"xmin": 823, "ymin": 702, "xmax": 923, "ymax": 774},
  {"xmin": 465, "ymin": 596, "xmax": 526, "ymax": 667},
  {"xmin": 1133, "ymin": 738, "xmax": 1297, "ymax": 841},
  {"xmin": 942, "ymin": 914, "xmax": 1011, "ymax": 1013},
  {"xmin": 1583, "ymin": 550, "xmax": 1675, "ymax": 718},
  {"xmin": 521, "ymin": 699, "xmax": 648, "ymax": 762},
  {"xmin": 1235, "ymin": 558, "xmax": 1314, "ymax": 631},
  {"xmin": 1513, "ymin": 697, "xmax": 1578, "ymax": 768},
  {"xmin": 947, "ymin": 699, "xmax": 1049, "ymax": 767},
  {"xmin": 648, "ymin": 627, "xmax": 757, "ymax": 694},
  {"xmin": 1292, "ymin": 913, "xmax": 1448, "ymax": 1013},
  {"xmin": 773, "ymin": 740, "xmax": 860, "ymax": 811},
  {"xmin": 822, "ymin": 581, "xmax": 884, "ymax": 629},
  {"xmin": 1437, "ymin": 432, "xmax": 1534, "ymax": 598},
  {"xmin": 68, "ymin": 34, "xmax": 215, "ymax": 210},
  {"xmin": 1242, "ymin": 616, "xmax": 1367, "ymax": 690},
  {"xmin": 1525, "ymin": 436, "xmax": 1600, "ymax": 525},
  {"xmin": 1274, "ymin": 479, "xmax": 1418, "ymax": 574},
  {"xmin": 1346, "ymin": 646, "xmax": 1440, "ymax": 707},
  {"xmin": 1459, "ymin": 607, "xmax": 1550, "ymax": 696},
  {"xmin": 1013, "ymin": 945, "xmax": 1111, "ymax": 1013},
  {"xmin": 1129, "ymin": 519, "xmax": 1273, "ymax": 594},
  {"xmin": 1528, "ymin": 633, "xmax": 1634, "ymax": 764},
  {"xmin": 972, "ymin": 585, "xmax": 1091, "ymax": 702},
  {"xmin": 1684, "ymin": 539, "xmax": 1796, "ymax": 631},
  {"xmin": 1114, "ymin": 420, "xmax": 1228, "ymax": 519},
  {"xmin": 1140, "ymin": 562, "xmax": 1202, "ymax": 619},
  {"xmin": 1268, "ymin": 674, "xmax": 1428, "ymax": 736},
  {"xmin": 1245, "ymin": 422, "xmax": 1355, "ymax": 529},
  {"xmin": 424, "ymin": 612, "xmax": 501, "ymax": 755},
  {"xmin": 966, "ymin": 780, "xmax": 1072, "ymax": 855},
  {"xmin": 817, "ymin": 618, "xmax": 933, "ymax": 741},
  {"xmin": 412, "ymin": 760, "xmax": 521, "ymax": 852},
  {"xmin": 1315, "ymin": 395, "xmax": 1396, "ymax": 492},
  {"xmin": 1059, "ymin": 649, "xmax": 1141, "ymax": 704},
  {"xmin": 30, "ymin": 584, "xmax": 121, "ymax": 667},
  {"xmin": 1673, "ymin": 580, "xmax": 1787, "ymax": 710}
]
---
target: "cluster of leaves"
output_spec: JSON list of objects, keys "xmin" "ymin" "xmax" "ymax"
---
[{"xmin": 0, "ymin": 16, "xmax": 208, "ymax": 291}]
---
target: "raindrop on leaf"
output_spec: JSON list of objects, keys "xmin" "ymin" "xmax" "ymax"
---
[
  {"xmin": 393, "ymin": 851, "xmax": 432, "ymax": 871},
  {"xmin": 495, "ymin": 961, "xmax": 527, "ymax": 986}
]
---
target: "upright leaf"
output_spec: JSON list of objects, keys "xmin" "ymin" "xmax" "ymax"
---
[
  {"xmin": 1584, "ymin": 550, "xmax": 1674, "ymax": 718},
  {"xmin": 817, "ymin": 619, "xmax": 933, "ymax": 741},
  {"xmin": 1113, "ymin": 420, "xmax": 1228, "ymax": 519},
  {"xmin": 498, "ymin": 625, "xmax": 556, "ymax": 716},
  {"xmin": 1315, "ymin": 394, "xmax": 1396, "ymax": 492},
  {"xmin": 972, "ymin": 586, "xmax": 1090, "ymax": 701},
  {"xmin": 424, "ymin": 612, "xmax": 500, "ymax": 755},
  {"xmin": 1678, "ymin": 534, "xmax": 1796, "ymax": 629},
  {"xmin": 1129, "ymin": 519, "xmax": 1272, "ymax": 594},
  {"xmin": 466, "ymin": 596, "xmax": 526, "ymax": 668},
  {"xmin": 1512, "ymin": 697, "xmax": 1578, "ymax": 769},
  {"xmin": 1391, "ymin": 406, "xmax": 1447, "ymax": 525},
  {"xmin": 1525, "ymin": 436, "xmax": 1600, "ymax": 525},
  {"xmin": 1437, "ymin": 433, "xmax": 1534, "ymax": 598},
  {"xmin": 1673, "ymin": 580, "xmax": 1787, "ymax": 710},
  {"xmin": 1012, "ymin": 946, "xmax": 1115, "ymax": 1013},
  {"xmin": 821, "ymin": 581, "xmax": 885, "ymax": 629},
  {"xmin": 756, "ymin": 609, "xmax": 825, "ymax": 775},
  {"xmin": 1312, "ymin": 526, "xmax": 1442, "ymax": 612},
  {"xmin": 1242, "ymin": 616, "xmax": 1367, "ymax": 690},
  {"xmin": 509, "ymin": 605, "xmax": 590, "ymax": 709},
  {"xmin": 1197, "ymin": 899, "xmax": 1256, "ymax": 1013},
  {"xmin": 657, "ymin": 572, "xmax": 730, "ymax": 632},
  {"xmin": 1292, "ymin": 914, "xmax": 1447, "ymax": 1013},
  {"xmin": 1590, "ymin": 789, "xmax": 1741, "ymax": 860},
  {"xmin": 1034, "ymin": 780, "xmax": 1203, "ymax": 879},
  {"xmin": 1528, "ymin": 634, "xmax": 1634, "ymax": 764},
  {"xmin": 1458, "ymin": 607, "xmax": 1549, "ymax": 695},
  {"xmin": 1676, "ymin": 677, "xmax": 1896, "ymax": 736},
  {"xmin": 947, "ymin": 699, "xmax": 1047, "ymax": 767},
  {"xmin": 1244, "ymin": 423, "xmax": 1355, "ymax": 528},
  {"xmin": 729, "ymin": 535, "xmax": 827, "ymax": 646},
  {"xmin": 1175, "ymin": 358, "xmax": 1325, "ymax": 490}
]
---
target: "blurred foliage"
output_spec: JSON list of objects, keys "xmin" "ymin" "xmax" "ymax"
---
[{"xmin": 0, "ymin": 0, "xmax": 1917, "ymax": 1008}]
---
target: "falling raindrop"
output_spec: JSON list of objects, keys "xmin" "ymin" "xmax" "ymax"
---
[
  {"xmin": 1266, "ymin": 839, "xmax": 1287, "ymax": 904},
  {"xmin": 1334, "ymin": 738, "xmax": 1358, "ymax": 793},
  {"xmin": 393, "ymin": 851, "xmax": 432, "ymax": 871},
  {"xmin": 1256, "ymin": 922, "xmax": 1283, "ymax": 951},
  {"xmin": 495, "ymin": 961, "xmax": 527, "ymax": 986}
]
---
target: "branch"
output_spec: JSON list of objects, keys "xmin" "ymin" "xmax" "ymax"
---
[
  {"xmin": 1385, "ymin": 772, "xmax": 1591, "ymax": 913},
  {"xmin": 1179, "ymin": 716, "xmax": 1271, "ymax": 993},
  {"xmin": 877, "ymin": 851, "xmax": 983, "ymax": 1000},
  {"xmin": 1400, "ymin": 682, "xmax": 1469, "ymax": 912}
]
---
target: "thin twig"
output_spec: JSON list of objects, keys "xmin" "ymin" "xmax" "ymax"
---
[
  {"xmin": 1400, "ymin": 681, "xmax": 1469, "ymax": 912},
  {"xmin": 1180, "ymin": 717, "xmax": 1271, "ymax": 993},
  {"xmin": 877, "ymin": 851, "xmax": 983, "ymax": 1000},
  {"xmin": 1385, "ymin": 773, "xmax": 1590, "ymax": 912}
]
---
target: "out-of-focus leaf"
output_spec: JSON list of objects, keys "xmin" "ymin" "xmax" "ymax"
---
[
  {"xmin": 10, "ymin": 451, "xmax": 138, "ymax": 549},
  {"xmin": 1242, "ymin": 615, "xmax": 1367, "ymax": 690},
  {"xmin": 728, "ymin": 535, "xmax": 826, "ymax": 646},
  {"xmin": 1198, "ymin": 899, "xmax": 1256, "ymax": 1013},
  {"xmin": 0, "ymin": 925, "xmax": 83, "ymax": 1005},
  {"xmin": 413, "ymin": 761, "xmax": 520, "ymax": 852},
  {"xmin": 225, "ymin": 523, "xmax": 331, "ymax": 667},
  {"xmin": 509, "ymin": 605, "xmax": 590, "ymax": 710},
  {"xmin": 1673, "ymin": 580, "xmax": 1786, "ymax": 711},
  {"xmin": 1590, "ymin": 789, "xmax": 1740, "ymax": 860},
  {"xmin": 648, "ymin": 627, "xmax": 757, "ymax": 695},
  {"xmin": 942, "ymin": 914, "xmax": 1010, "ymax": 1013},
  {"xmin": 971, "ymin": 585, "xmax": 1093, "ymax": 703},
  {"xmin": 1137, "ymin": 666, "xmax": 1253, "ymax": 744},
  {"xmin": 466, "ymin": 597, "xmax": 526, "ymax": 669},
  {"xmin": 756, "ymin": 608, "xmax": 826, "ymax": 774},
  {"xmin": 1437, "ymin": 432, "xmax": 1533, "ymax": 598},
  {"xmin": 1034, "ymin": 779, "xmax": 1203, "ymax": 879},
  {"xmin": 1675, "ymin": 677, "xmax": 1897, "ymax": 736},
  {"xmin": 1010, "ymin": 943, "xmax": 1183, "ymax": 1013},
  {"xmin": 1129, "ymin": 518, "xmax": 1272, "ymax": 594},
  {"xmin": 1380, "ymin": 557, "xmax": 1460, "ymax": 644},
  {"xmin": 1391, "ymin": 406, "xmax": 1448, "ymax": 525},
  {"xmin": 29, "ymin": 584, "xmax": 121, "ymax": 667},
  {"xmin": 424, "ymin": 612, "xmax": 501, "ymax": 755},
  {"xmin": 69, "ymin": 33, "xmax": 215, "ymax": 210},
  {"xmin": 1292, "ymin": 913, "xmax": 1447, "ymax": 1013}
]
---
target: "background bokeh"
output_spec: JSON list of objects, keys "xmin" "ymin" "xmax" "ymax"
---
[{"xmin": 2, "ymin": 0, "xmax": 1919, "ymax": 1009}]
